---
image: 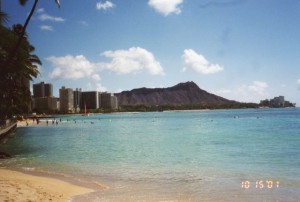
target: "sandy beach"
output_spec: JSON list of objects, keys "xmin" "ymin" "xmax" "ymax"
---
[
  {"xmin": 17, "ymin": 119, "xmax": 52, "ymax": 127},
  {"xmin": 0, "ymin": 168, "xmax": 93, "ymax": 202}
]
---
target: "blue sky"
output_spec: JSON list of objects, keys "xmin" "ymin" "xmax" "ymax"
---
[{"xmin": 3, "ymin": 0, "xmax": 300, "ymax": 104}]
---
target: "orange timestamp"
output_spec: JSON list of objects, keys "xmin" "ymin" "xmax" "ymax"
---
[{"xmin": 241, "ymin": 180, "xmax": 280, "ymax": 189}]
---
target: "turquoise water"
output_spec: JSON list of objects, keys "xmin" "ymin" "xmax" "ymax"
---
[{"xmin": 1, "ymin": 108, "xmax": 300, "ymax": 201}]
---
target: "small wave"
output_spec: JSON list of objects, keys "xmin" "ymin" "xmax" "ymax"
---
[
  {"xmin": 93, "ymin": 181, "xmax": 110, "ymax": 190},
  {"xmin": 22, "ymin": 167, "xmax": 36, "ymax": 171}
]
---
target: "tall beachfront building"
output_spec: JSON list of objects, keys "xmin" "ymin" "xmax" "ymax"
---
[
  {"xmin": 73, "ymin": 88, "xmax": 82, "ymax": 113},
  {"xmin": 101, "ymin": 93, "xmax": 118, "ymax": 110},
  {"xmin": 80, "ymin": 91, "xmax": 101, "ymax": 110},
  {"xmin": 59, "ymin": 86, "xmax": 74, "ymax": 113},
  {"xmin": 111, "ymin": 94, "xmax": 118, "ymax": 110},
  {"xmin": 32, "ymin": 82, "xmax": 58, "ymax": 113},
  {"xmin": 80, "ymin": 91, "xmax": 118, "ymax": 111},
  {"xmin": 33, "ymin": 82, "xmax": 53, "ymax": 98}
]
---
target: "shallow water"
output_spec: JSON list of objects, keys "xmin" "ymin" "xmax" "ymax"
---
[{"xmin": 1, "ymin": 108, "xmax": 300, "ymax": 201}]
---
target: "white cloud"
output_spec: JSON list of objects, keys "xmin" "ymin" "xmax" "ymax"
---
[
  {"xmin": 235, "ymin": 81, "xmax": 269, "ymax": 101},
  {"xmin": 247, "ymin": 81, "xmax": 269, "ymax": 95},
  {"xmin": 95, "ymin": 83, "xmax": 107, "ymax": 92},
  {"xmin": 96, "ymin": 1, "xmax": 115, "ymax": 10},
  {"xmin": 47, "ymin": 55, "xmax": 106, "ymax": 91},
  {"xmin": 297, "ymin": 79, "xmax": 300, "ymax": 84},
  {"xmin": 36, "ymin": 9, "xmax": 65, "ymax": 22},
  {"xmin": 40, "ymin": 25, "xmax": 53, "ymax": 31},
  {"xmin": 182, "ymin": 49, "xmax": 224, "ymax": 74},
  {"xmin": 39, "ymin": 13, "xmax": 65, "ymax": 22},
  {"xmin": 116, "ymin": 88, "xmax": 123, "ymax": 93},
  {"xmin": 281, "ymin": 84, "xmax": 287, "ymax": 88},
  {"xmin": 101, "ymin": 47, "xmax": 165, "ymax": 75},
  {"xmin": 79, "ymin": 20, "xmax": 88, "ymax": 26},
  {"xmin": 214, "ymin": 81, "xmax": 269, "ymax": 103},
  {"xmin": 37, "ymin": 8, "xmax": 45, "ymax": 13},
  {"xmin": 148, "ymin": 0, "xmax": 183, "ymax": 16},
  {"xmin": 47, "ymin": 48, "xmax": 163, "ymax": 92},
  {"xmin": 91, "ymin": 74, "xmax": 101, "ymax": 82},
  {"xmin": 215, "ymin": 88, "xmax": 231, "ymax": 94},
  {"xmin": 48, "ymin": 55, "xmax": 95, "ymax": 80}
]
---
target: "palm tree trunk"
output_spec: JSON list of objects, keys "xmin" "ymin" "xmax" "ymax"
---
[
  {"xmin": 17, "ymin": 0, "xmax": 39, "ymax": 42},
  {"xmin": 5, "ymin": 0, "xmax": 39, "ymax": 66},
  {"xmin": 0, "ymin": 0, "xmax": 2, "ymax": 25}
]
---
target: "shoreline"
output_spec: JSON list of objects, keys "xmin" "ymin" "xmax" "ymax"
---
[
  {"xmin": 0, "ymin": 167, "xmax": 98, "ymax": 202},
  {"xmin": 17, "ymin": 107, "xmax": 299, "ymax": 124}
]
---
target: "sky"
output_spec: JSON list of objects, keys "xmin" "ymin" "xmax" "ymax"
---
[{"xmin": 3, "ymin": 0, "xmax": 300, "ymax": 105}]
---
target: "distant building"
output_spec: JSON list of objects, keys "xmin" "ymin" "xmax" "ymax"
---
[
  {"xmin": 79, "ymin": 91, "xmax": 119, "ymax": 111},
  {"xmin": 33, "ymin": 82, "xmax": 53, "ymax": 98},
  {"xmin": 32, "ymin": 97, "xmax": 59, "ymax": 113},
  {"xmin": 101, "ymin": 93, "xmax": 118, "ymax": 109},
  {"xmin": 31, "ymin": 83, "xmax": 119, "ymax": 113},
  {"xmin": 259, "ymin": 99, "xmax": 270, "ymax": 107},
  {"xmin": 260, "ymin": 96, "xmax": 295, "ymax": 108},
  {"xmin": 270, "ymin": 96, "xmax": 285, "ymax": 108},
  {"xmin": 59, "ymin": 86, "xmax": 74, "ymax": 113},
  {"xmin": 111, "ymin": 94, "xmax": 118, "ymax": 110},
  {"xmin": 32, "ymin": 82, "xmax": 58, "ymax": 113},
  {"xmin": 81, "ymin": 91, "xmax": 101, "ymax": 110},
  {"xmin": 73, "ymin": 88, "xmax": 82, "ymax": 113},
  {"xmin": 100, "ymin": 93, "xmax": 112, "ymax": 109}
]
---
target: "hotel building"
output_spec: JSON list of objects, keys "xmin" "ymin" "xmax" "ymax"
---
[
  {"xmin": 80, "ymin": 91, "xmax": 101, "ymax": 110},
  {"xmin": 59, "ymin": 86, "xmax": 74, "ymax": 113},
  {"xmin": 32, "ymin": 82, "xmax": 59, "ymax": 113},
  {"xmin": 73, "ymin": 88, "xmax": 82, "ymax": 113},
  {"xmin": 33, "ymin": 82, "xmax": 53, "ymax": 98}
]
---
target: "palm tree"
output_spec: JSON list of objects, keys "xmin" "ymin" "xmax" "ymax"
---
[
  {"xmin": 5, "ymin": 0, "xmax": 60, "ymax": 68},
  {"xmin": 0, "ymin": 0, "xmax": 59, "ymax": 119},
  {"xmin": 0, "ymin": 11, "xmax": 8, "ymax": 25},
  {"xmin": 0, "ymin": 24, "xmax": 41, "ymax": 119},
  {"xmin": 0, "ymin": 0, "xmax": 9, "ymax": 25},
  {"xmin": 18, "ymin": 0, "xmax": 60, "ymax": 7}
]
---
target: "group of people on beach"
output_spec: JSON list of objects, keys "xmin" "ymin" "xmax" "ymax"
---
[
  {"xmin": 25, "ymin": 117, "xmax": 62, "ymax": 126},
  {"xmin": 22, "ymin": 117, "xmax": 97, "ymax": 127}
]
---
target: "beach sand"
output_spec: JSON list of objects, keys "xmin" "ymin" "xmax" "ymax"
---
[
  {"xmin": 0, "ymin": 168, "xmax": 93, "ymax": 202},
  {"xmin": 17, "ymin": 119, "xmax": 47, "ymax": 127}
]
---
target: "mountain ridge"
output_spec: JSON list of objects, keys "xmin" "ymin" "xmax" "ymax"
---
[{"xmin": 115, "ymin": 81, "xmax": 238, "ymax": 106}]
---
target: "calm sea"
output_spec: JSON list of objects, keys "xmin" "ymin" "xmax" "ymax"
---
[{"xmin": 1, "ymin": 108, "xmax": 300, "ymax": 201}]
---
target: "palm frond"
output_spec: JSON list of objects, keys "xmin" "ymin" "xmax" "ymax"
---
[
  {"xmin": 0, "ymin": 11, "xmax": 9, "ymax": 24},
  {"xmin": 18, "ymin": 0, "xmax": 28, "ymax": 6},
  {"xmin": 29, "ymin": 54, "xmax": 42, "ymax": 65},
  {"xmin": 55, "ymin": 0, "xmax": 61, "ymax": 8}
]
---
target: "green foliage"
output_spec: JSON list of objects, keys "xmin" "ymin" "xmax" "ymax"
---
[
  {"xmin": 0, "ymin": 24, "xmax": 40, "ymax": 119},
  {"xmin": 118, "ymin": 103, "xmax": 259, "ymax": 112},
  {"xmin": 0, "ymin": 11, "xmax": 9, "ymax": 24}
]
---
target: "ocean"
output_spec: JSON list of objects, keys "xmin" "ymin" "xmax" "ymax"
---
[{"xmin": 1, "ymin": 108, "xmax": 300, "ymax": 201}]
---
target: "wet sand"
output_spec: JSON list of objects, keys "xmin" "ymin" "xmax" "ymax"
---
[{"xmin": 0, "ymin": 168, "xmax": 93, "ymax": 202}]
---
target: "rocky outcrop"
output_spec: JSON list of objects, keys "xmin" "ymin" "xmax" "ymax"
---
[{"xmin": 116, "ymin": 81, "xmax": 237, "ymax": 106}]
